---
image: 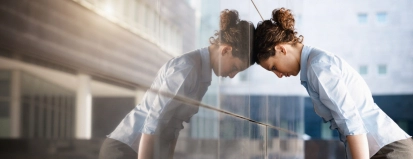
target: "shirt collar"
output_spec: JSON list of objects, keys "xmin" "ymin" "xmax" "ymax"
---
[
  {"xmin": 300, "ymin": 45, "xmax": 312, "ymax": 82},
  {"xmin": 200, "ymin": 47, "xmax": 212, "ymax": 83}
]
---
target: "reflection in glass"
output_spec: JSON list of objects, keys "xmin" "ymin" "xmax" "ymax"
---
[{"xmin": 0, "ymin": 0, "xmax": 305, "ymax": 158}]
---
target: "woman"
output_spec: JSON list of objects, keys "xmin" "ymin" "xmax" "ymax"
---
[
  {"xmin": 99, "ymin": 9, "xmax": 255, "ymax": 159},
  {"xmin": 253, "ymin": 8, "xmax": 412, "ymax": 159}
]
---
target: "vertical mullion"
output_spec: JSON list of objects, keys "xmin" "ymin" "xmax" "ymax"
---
[
  {"xmin": 66, "ymin": 96, "xmax": 73, "ymax": 138},
  {"xmin": 53, "ymin": 95, "xmax": 60, "ymax": 139},
  {"xmin": 46, "ymin": 95, "xmax": 52, "ymax": 139},
  {"xmin": 37, "ymin": 95, "xmax": 44, "ymax": 138},
  {"xmin": 265, "ymin": 126, "xmax": 268, "ymax": 159},
  {"xmin": 28, "ymin": 95, "xmax": 35, "ymax": 138},
  {"xmin": 60, "ymin": 96, "xmax": 66, "ymax": 138}
]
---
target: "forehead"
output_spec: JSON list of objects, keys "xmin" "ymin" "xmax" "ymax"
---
[
  {"xmin": 233, "ymin": 57, "xmax": 249, "ymax": 70},
  {"xmin": 259, "ymin": 57, "xmax": 275, "ymax": 70}
]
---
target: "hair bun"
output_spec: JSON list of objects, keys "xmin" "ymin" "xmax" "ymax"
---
[
  {"xmin": 220, "ymin": 9, "xmax": 240, "ymax": 31},
  {"xmin": 272, "ymin": 8, "xmax": 295, "ymax": 30}
]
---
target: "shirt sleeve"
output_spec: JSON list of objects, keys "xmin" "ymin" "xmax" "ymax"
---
[
  {"xmin": 141, "ymin": 64, "xmax": 196, "ymax": 135},
  {"xmin": 308, "ymin": 62, "xmax": 368, "ymax": 136}
]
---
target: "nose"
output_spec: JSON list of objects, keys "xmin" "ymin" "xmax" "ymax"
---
[
  {"xmin": 274, "ymin": 71, "xmax": 283, "ymax": 78},
  {"xmin": 229, "ymin": 71, "xmax": 238, "ymax": 78}
]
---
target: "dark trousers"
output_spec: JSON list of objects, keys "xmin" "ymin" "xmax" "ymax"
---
[
  {"xmin": 99, "ymin": 138, "xmax": 137, "ymax": 159},
  {"xmin": 371, "ymin": 137, "xmax": 413, "ymax": 159}
]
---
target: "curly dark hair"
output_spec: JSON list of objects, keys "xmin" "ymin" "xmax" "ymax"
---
[
  {"xmin": 253, "ymin": 8, "xmax": 303, "ymax": 64},
  {"xmin": 210, "ymin": 9, "xmax": 256, "ymax": 65}
]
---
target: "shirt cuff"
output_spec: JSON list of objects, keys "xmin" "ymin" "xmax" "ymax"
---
[
  {"xmin": 337, "ymin": 118, "xmax": 369, "ymax": 136},
  {"xmin": 141, "ymin": 119, "xmax": 158, "ymax": 135}
]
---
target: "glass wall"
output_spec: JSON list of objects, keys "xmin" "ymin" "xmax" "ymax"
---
[
  {"xmin": 0, "ymin": 0, "xmax": 306, "ymax": 158},
  {"xmin": 0, "ymin": 70, "xmax": 11, "ymax": 138}
]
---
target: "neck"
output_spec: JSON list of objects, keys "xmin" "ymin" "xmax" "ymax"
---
[
  {"xmin": 208, "ymin": 44, "xmax": 219, "ymax": 70},
  {"xmin": 292, "ymin": 43, "xmax": 304, "ymax": 71},
  {"xmin": 283, "ymin": 42, "xmax": 304, "ymax": 73}
]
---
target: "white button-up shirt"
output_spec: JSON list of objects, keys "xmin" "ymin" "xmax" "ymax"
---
[
  {"xmin": 108, "ymin": 47, "xmax": 212, "ymax": 152},
  {"xmin": 300, "ymin": 45, "xmax": 411, "ymax": 158}
]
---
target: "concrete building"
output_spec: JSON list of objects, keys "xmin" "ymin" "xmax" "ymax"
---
[
  {"xmin": 215, "ymin": 0, "xmax": 413, "ymax": 158},
  {"xmin": 0, "ymin": 0, "xmax": 305, "ymax": 158},
  {"xmin": 217, "ymin": 0, "xmax": 413, "ymax": 139},
  {"xmin": 0, "ymin": 0, "xmax": 196, "ymax": 158},
  {"xmin": 299, "ymin": 0, "xmax": 413, "ymax": 139}
]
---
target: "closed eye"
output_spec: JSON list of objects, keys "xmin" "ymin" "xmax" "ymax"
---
[
  {"xmin": 233, "ymin": 65, "xmax": 238, "ymax": 72},
  {"xmin": 271, "ymin": 66, "xmax": 277, "ymax": 71}
]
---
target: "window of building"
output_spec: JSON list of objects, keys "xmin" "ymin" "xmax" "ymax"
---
[
  {"xmin": 170, "ymin": 28, "xmax": 178, "ymax": 53},
  {"xmin": 153, "ymin": 13, "xmax": 160, "ymax": 39},
  {"xmin": 0, "ymin": 70, "xmax": 10, "ymax": 137},
  {"xmin": 165, "ymin": 24, "xmax": 171, "ymax": 49},
  {"xmin": 100, "ymin": 0, "xmax": 115, "ymax": 16},
  {"xmin": 146, "ymin": 8, "xmax": 155, "ymax": 34},
  {"xmin": 378, "ymin": 64, "xmax": 387, "ymax": 75},
  {"xmin": 138, "ymin": 3, "xmax": 147, "ymax": 28},
  {"xmin": 133, "ymin": 0, "xmax": 143, "ymax": 29},
  {"xmin": 397, "ymin": 120, "xmax": 408, "ymax": 132},
  {"xmin": 83, "ymin": 0, "xmax": 96, "ymax": 4},
  {"xmin": 20, "ymin": 73, "xmax": 76, "ymax": 138},
  {"xmin": 376, "ymin": 12, "xmax": 387, "ymax": 23},
  {"xmin": 321, "ymin": 122, "xmax": 332, "ymax": 139},
  {"xmin": 359, "ymin": 65, "xmax": 368, "ymax": 75},
  {"xmin": 114, "ymin": 0, "xmax": 124, "ymax": 17},
  {"xmin": 0, "ymin": 70, "xmax": 11, "ymax": 138},
  {"xmin": 123, "ymin": 0, "xmax": 130, "ymax": 18},
  {"xmin": 357, "ymin": 13, "xmax": 368, "ymax": 24},
  {"xmin": 160, "ymin": 20, "xmax": 166, "ymax": 46}
]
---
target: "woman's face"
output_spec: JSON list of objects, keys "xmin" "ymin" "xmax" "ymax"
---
[
  {"xmin": 259, "ymin": 45, "xmax": 300, "ymax": 78},
  {"xmin": 213, "ymin": 46, "xmax": 248, "ymax": 78}
]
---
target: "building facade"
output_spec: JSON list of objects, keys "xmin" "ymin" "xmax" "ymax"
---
[
  {"xmin": 299, "ymin": 0, "xmax": 413, "ymax": 139},
  {"xmin": 0, "ymin": 0, "xmax": 305, "ymax": 158}
]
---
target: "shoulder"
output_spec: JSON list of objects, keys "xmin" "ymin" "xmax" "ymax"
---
[
  {"xmin": 306, "ymin": 47, "xmax": 342, "ymax": 78},
  {"xmin": 160, "ymin": 49, "xmax": 202, "ymax": 83},
  {"xmin": 167, "ymin": 49, "xmax": 201, "ymax": 69},
  {"xmin": 307, "ymin": 47, "xmax": 337, "ymax": 65}
]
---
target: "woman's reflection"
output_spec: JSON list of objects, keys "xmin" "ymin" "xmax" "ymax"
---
[{"xmin": 99, "ymin": 9, "xmax": 255, "ymax": 159}]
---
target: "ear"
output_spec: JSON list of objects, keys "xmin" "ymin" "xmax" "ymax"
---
[
  {"xmin": 221, "ymin": 45, "xmax": 233, "ymax": 56},
  {"xmin": 274, "ymin": 45, "xmax": 287, "ymax": 55}
]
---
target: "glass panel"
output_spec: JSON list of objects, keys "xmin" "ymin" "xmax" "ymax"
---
[
  {"xmin": 358, "ymin": 13, "xmax": 368, "ymax": 24},
  {"xmin": 176, "ymin": 108, "xmax": 219, "ymax": 158},
  {"xmin": 83, "ymin": 0, "xmax": 95, "ymax": 4},
  {"xmin": 0, "ymin": 70, "xmax": 10, "ymax": 97},
  {"xmin": 0, "ymin": 117, "xmax": 10, "ymax": 137},
  {"xmin": 0, "ymin": 70, "xmax": 10, "ymax": 137},
  {"xmin": 321, "ymin": 122, "xmax": 332, "ymax": 139},
  {"xmin": 359, "ymin": 65, "xmax": 368, "ymax": 75},
  {"xmin": 397, "ymin": 120, "xmax": 408, "ymax": 132},
  {"xmin": 0, "ymin": 0, "xmax": 324, "ymax": 158},
  {"xmin": 219, "ymin": 113, "xmax": 265, "ymax": 159},
  {"xmin": 378, "ymin": 64, "xmax": 387, "ymax": 74},
  {"xmin": 0, "ymin": 101, "xmax": 9, "ymax": 118},
  {"xmin": 18, "ymin": 72, "xmax": 75, "ymax": 139},
  {"xmin": 376, "ymin": 12, "xmax": 387, "ymax": 23}
]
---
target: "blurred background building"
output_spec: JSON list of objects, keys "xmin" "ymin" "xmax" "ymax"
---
[
  {"xmin": 299, "ymin": 0, "xmax": 413, "ymax": 142},
  {"xmin": 0, "ymin": 0, "xmax": 412, "ymax": 159},
  {"xmin": 0, "ymin": 0, "xmax": 303, "ymax": 158},
  {"xmin": 0, "ymin": 0, "xmax": 199, "ymax": 158},
  {"xmin": 217, "ymin": 0, "xmax": 413, "ymax": 158}
]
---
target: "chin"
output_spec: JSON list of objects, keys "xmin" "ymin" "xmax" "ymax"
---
[{"xmin": 212, "ymin": 69, "xmax": 220, "ymax": 76}]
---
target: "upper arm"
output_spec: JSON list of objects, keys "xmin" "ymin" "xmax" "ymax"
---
[
  {"xmin": 308, "ymin": 62, "xmax": 368, "ymax": 136},
  {"xmin": 142, "ymin": 65, "xmax": 196, "ymax": 134}
]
